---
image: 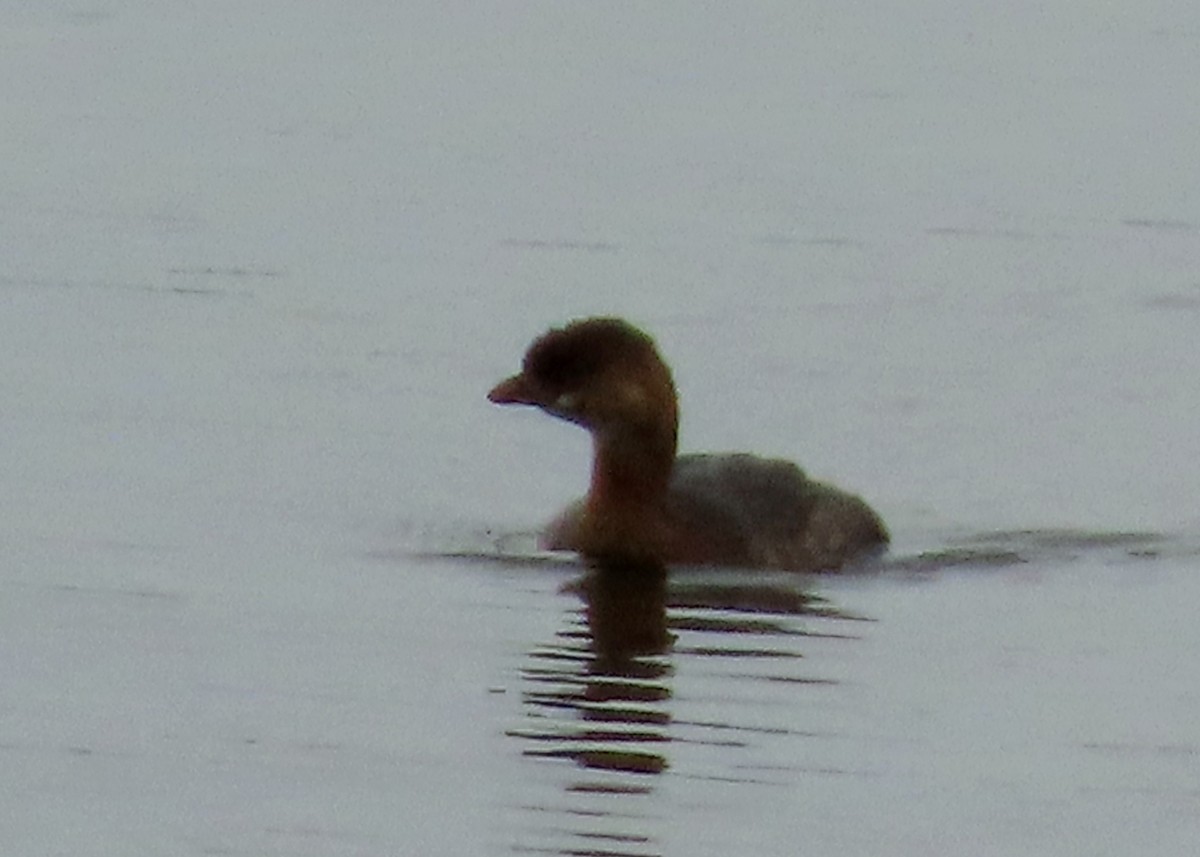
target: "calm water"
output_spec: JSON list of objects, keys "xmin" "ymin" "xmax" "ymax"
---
[
  {"xmin": 3, "ymin": 3, "xmax": 1198, "ymax": 855},
  {"xmin": 467, "ymin": 533, "xmax": 1200, "ymax": 856}
]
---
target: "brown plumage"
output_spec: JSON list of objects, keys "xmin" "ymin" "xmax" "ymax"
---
[{"xmin": 489, "ymin": 317, "xmax": 888, "ymax": 571}]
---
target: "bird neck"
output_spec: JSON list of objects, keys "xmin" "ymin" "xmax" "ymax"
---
[{"xmin": 587, "ymin": 424, "xmax": 676, "ymax": 515}]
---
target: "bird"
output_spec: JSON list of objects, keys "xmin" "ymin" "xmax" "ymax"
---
[{"xmin": 488, "ymin": 317, "xmax": 888, "ymax": 571}]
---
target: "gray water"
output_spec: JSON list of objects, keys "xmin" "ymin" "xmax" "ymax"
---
[{"xmin": 3, "ymin": 3, "xmax": 1198, "ymax": 855}]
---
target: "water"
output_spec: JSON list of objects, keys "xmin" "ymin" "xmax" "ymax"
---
[
  {"xmin": 485, "ymin": 536, "xmax": 1200, "ymax": 856},
  {"xmin": 2, "ymin": 2, "xmax": 1198, "ymax": 855}
]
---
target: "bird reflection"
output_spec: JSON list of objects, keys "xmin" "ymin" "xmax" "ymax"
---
[
  {"xmin": 510, "ymin": 560, "xmax": 864, "ymax": 856},
  {"xmin": 579, "ymin": 559, "xmax": 673, "ymax": 666},
  {"xmin": 513, "ymin": 558, "xmax": 673, "ymax": 780}
]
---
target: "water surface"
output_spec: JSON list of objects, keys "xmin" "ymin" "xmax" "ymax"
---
[{"xmin": 2, "ymin": 2, "xmax": 1198, "ymax": 855}]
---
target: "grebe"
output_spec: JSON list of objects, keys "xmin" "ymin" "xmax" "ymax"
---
[{"xmin": 489, "ymin": 317, "xmax": 888, "ymax": 570}]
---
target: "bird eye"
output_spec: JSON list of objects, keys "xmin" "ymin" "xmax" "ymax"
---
[{"xmin": 529, "ymin": 342, "xmax": 596, "ymax": 389}]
